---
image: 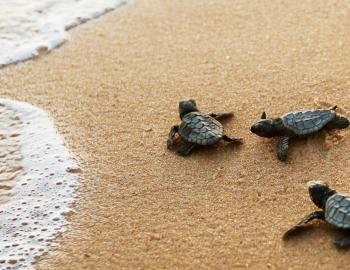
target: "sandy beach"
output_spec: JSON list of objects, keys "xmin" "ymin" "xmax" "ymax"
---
[{"xmin": 1, "ymin": 0, "xmax": 350, "ymax": 268}]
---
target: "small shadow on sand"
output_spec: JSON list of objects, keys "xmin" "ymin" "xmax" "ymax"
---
[
  {"xmin": 224, "ymin": 140, "xmax": 243, "ymax": 150},
  {"xmin": 282, "ymin": 223, "xmax": 328, "ymax": 247},
  {"xmin": 283, "ymin": 223, "xmax": 350, "ymax": 252},
  {"xmin": 168, "ymin": 135, "xmax": 243, "ymax": 158},
  {"xmin": 189, "ymin": 142, "xmax": 243, "ymax": 158},
  {"xmin": 283, "ymin": 224, "xmax": 316, "ymax": 240}
]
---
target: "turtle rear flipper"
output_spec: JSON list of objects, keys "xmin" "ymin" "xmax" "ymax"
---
[
  {"xmin": 334, "ymin": 236, "xmax": 350, "ymax": 249},
  {"xmin": 326, "ymin": 115, "xmax": 349, "ymax": 129},
  {"xmin": 277, "ymin": 136, "xmax": 289, "ymax": 161},
  {"xmin": 177, "ymin": 144, "xmax": 196, "ymax": 156},
  {"xmin": 209, "ymin": 112, "xmax": 233, "ymax": 119},
  {"xmin": 222, "ymin": 135, "xmax": 243, "ymax": 144}
]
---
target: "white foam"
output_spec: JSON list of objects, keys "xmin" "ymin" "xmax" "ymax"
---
[
  {"xmin": 0, "ymin": 99, "xmax": 79, "ymax": 269},
  {"xmin": 0, "ymin": 0, "xmax": 127, "ymax": 66}
]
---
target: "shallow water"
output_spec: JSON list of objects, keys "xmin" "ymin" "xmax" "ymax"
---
[
  {"xmin": 0, "ymin": 99, "xmax": 79, "ymax": 269},
  {"xmin": 0, "ymin": 104, "xmax": 23, "ymax": 205},
  {"xmin": 0, "ymin": 0, "xmax": 126, "ymax": 66}
]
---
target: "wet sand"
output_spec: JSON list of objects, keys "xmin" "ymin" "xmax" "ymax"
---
[
  {"xmin": 0, "ymin": 105, "xmax": 23, "ymax": 205},
  {"xmin": 1, "ymin": 0, "xmax": 350, "ymax": 269}
]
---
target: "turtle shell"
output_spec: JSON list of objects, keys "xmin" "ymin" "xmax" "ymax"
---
[
  {"xmin": 281, "ymin": 109, "xmax": 336, "ymax": 136},
  {"xmin": 325, "ymin": 193, "xmax": 350, "ymax": 229},
  {"xmin": 179, "ymin": 112, "xmax": 224, "ymax": 145}
]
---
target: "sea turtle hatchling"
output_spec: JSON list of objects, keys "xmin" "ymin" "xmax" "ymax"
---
[
  {"xmin": 284, "ymin": 181, "xmax": 350, "ymax": 248},
  {"xmin": 250, "ymin": 106, "xmax": 349, "ymax": 161},
  {"xmin": 167, "ymin": 99, "xmax": 242, "ymax": 156}
]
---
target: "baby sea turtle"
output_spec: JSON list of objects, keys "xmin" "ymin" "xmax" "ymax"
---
[
  {"xmin": 250, "ymin": 106, "xmax": 349, "ymax": 161},
  {"xmin": 167, "ymin": 99, "xmax": 242, "ymax": 156},
  {"xmin": 284, "ymin": 181, "xmax": 350, "ymax": 248}
]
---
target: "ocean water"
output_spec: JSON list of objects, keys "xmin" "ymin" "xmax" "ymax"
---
[
  {"xmin": 0, "ymin": 0, "xmax": 126, "ymax": 66},
  {"xmin": 0, "ymin": 100, "xmax": 80, "ymax": 269}
]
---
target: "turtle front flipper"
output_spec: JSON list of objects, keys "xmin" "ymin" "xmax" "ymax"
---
[
  {"xmin": 295, "ymin": 210, "xmax": 324, "ymax": 226},
  {"xmin": 222, "ymin": 135, "xmax": 243, "ymax": 144},
  {"xmin": 177, "ymin": 144, "xmax": 196, "ymax": 156},
  {"xmin": 167, "ymin": 125, "xmax": 179, "ymax": 149},
  {"xmin": 283, "ymin": 211, "xmax": 324, "ymax": 239},
  {"xmin": 334, "ymin": 235, "xmax": 350, "ymax": 249},
  {"xmin": 277, "ymin": 136, "xmax": 289, "ymax": 161},
  {"xmin": 209, "ymin": 112, "xmax": 233, "ymax": 119}
]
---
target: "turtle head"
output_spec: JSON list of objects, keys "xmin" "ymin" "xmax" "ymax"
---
[
  {"xmin": 179, "ymin": 99, "xmax": 199, "ymax": 119},
  {"xmin": 250, "ymin": 112, "xmax": 276, "ymax": 138},
  {"xmin": 308, "ymin": 181, "xmax": 336, "ymax": 209}
]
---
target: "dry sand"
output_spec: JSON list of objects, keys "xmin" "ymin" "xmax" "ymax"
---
[{"xmin": 1, "ymin": 0, "xmax": 350, "ymax": 269}]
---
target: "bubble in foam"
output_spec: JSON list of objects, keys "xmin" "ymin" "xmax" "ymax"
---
[{"xmin": 0, "ymin": 99, "xmax": 79, "ymax": 269}]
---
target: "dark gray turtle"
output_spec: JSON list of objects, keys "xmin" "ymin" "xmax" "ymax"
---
[
  {"xmin": 284, "ymin": 181, "xmax": 350, "ymax": 248},
  {"xmin": 167, "ymin": 99, "xmax": 242, "ymax": 156},
  {"xmin": 250, "ymin": 106, "xmax": 349, "ymax": 161}
]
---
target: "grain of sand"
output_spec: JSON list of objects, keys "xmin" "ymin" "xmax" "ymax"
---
[{"xmin": 1, "ymin": 0, "xmax": 350, "ymax": 269}]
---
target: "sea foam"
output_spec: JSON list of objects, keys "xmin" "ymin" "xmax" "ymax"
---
[
  {"xmin": 0, "ymin": 0, "xmax": 126, "ymax": 67},
  {"xmin": 0, "ymin": 99, "xmax": 79, "ymax": 269}
]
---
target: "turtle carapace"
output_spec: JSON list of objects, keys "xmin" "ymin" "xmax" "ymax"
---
[
  {"xmin": 167, "ymin": 99, "xmax": 242, "ymax": 156},
  {"xmin": 250, "ymin": 107, "xmax": 349, "ymax": 161}
]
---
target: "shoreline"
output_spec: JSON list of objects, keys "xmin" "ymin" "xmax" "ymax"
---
[
  {"xmin": 0, "ymin": 99, "xmax": 79, "ymax": 269},
  {"xmin": 1, "ymin": 0, "xmax": 350, "ymax": 269}
]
